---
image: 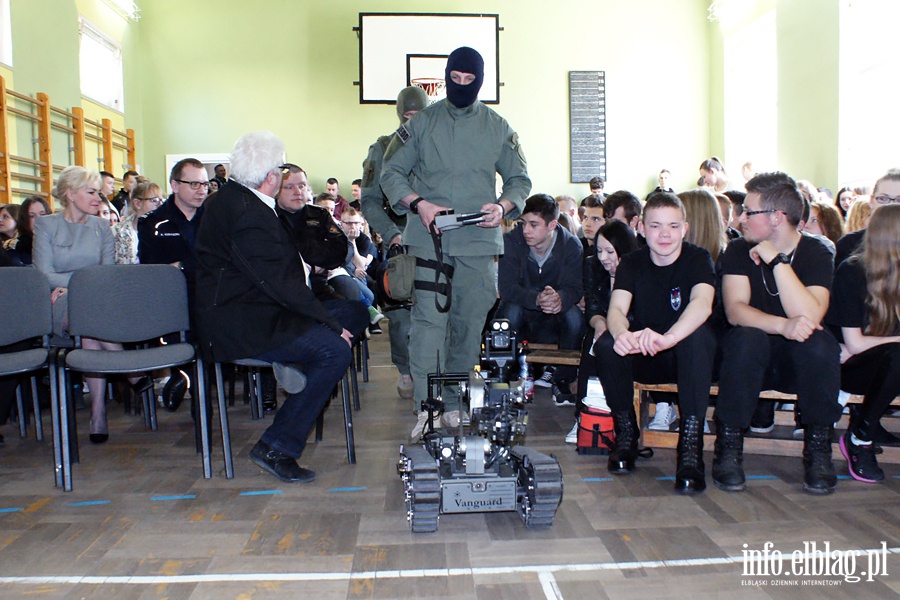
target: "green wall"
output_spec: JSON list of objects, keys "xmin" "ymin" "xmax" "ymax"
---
[
  {"xmin": 137, "ymin": 0, "xmax": 714, "ymax": 197},
  {"xmin": 5, "ymin": 0, "xmax": 849, "ymax": 196},
  {"xmin": 775, "ymin": 0, "xmax": 839, "ymax": 189}
]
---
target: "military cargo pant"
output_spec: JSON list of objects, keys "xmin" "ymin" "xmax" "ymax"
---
[{"xmin": 409, "ymin": 246, "xmax": 497, "ymax": 411}]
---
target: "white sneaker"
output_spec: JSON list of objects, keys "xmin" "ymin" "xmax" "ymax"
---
[
  {"xmin": 565, "ymin": 421, "xmax": 579, "ymax": 444},
  {"xmin": 648, "ymin": 402, "xmax": 677, "ymax": 431},
  {"xmin": 534, "ymin": 367, "xmax": 555, "ymax": 388},
  {"xmin": 397, "ymin": 374, "xmax": 413, "ymax": 400},
  {"xmin": 441, "ymin": 410, "xmax": 469, "ymax": 429},
  {"xmin": 410, "ymin": 410, "xmax": 441, "ymax": 439}
]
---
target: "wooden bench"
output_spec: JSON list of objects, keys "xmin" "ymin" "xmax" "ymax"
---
[{"xmin": 635, "ymin": 382, "xmax": 900, "ymax": 463}]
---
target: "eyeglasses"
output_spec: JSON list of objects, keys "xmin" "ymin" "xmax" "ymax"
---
[
  {"xmin": 138, "ymin": 197, "xmax": 164, "ymax": 205},
  {"xmin": 741, "ymin": 206, "xmax": 776, "ymax": 217},
  {"xmin": 874, "ymin": 195, "xmax": 900, "ymax": 205},
  {"xmin": 174, "ymin": 179, "xmax": 210, "ymax": 190}
]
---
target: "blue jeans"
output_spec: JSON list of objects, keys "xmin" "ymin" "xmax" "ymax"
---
[
  {"xmin": 253, "ymin": 299, "xmax": 367, "ymax": 457},
  {"xmin": 330, "ymin": 274, "xmax": 374, "ymax": 307},
  {"xmin": 495, "ymin": 301, "xmax": 585, "ymax": 383}
]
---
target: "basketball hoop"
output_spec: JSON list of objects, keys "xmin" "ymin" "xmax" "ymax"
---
[{"xmin": 411, "ymin": 77, "xmax": 446, "ymax": 104}]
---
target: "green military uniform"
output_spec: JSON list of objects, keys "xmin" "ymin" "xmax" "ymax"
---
[
  {"xmin": 380, "ymin": 98, "xmax": 531, "ymax": 407},
  {"xmin": 360, "ymin": 132, "xmax": 411, "ymax": 377}
]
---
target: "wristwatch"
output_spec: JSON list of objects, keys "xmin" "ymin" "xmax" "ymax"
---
[
  {"xmin": 767, "ymin": 253, "xmax": 790, "ymax": 268},
  {"xmin": 409, "ymin": 197, "xmax": 425, "ymax": 214}
]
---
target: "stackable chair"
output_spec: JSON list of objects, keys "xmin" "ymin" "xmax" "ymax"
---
[
  {"xmin": 56, "ymin": 264, "xmax": 211, "ymax": 491},
  {"xmin": 213, "ymin": 356, "xmax": 358, "ymax": 479},
  {"xmin": 0, "ymin": 268, "xmax": 55, "ymax": 473}
]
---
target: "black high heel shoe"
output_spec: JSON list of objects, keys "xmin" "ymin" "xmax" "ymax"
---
[{"xmin": 89, "ymin": 419, "xmax": 109, "ymax": 444}]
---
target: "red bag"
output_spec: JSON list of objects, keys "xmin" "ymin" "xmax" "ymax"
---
[{"xmin": 576, "ymin": 405, "xmax": 615, "ymax": 455}]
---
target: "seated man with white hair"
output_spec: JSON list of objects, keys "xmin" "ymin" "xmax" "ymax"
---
[{"xmin": 195, "ymin": 131, "xmax": 368, "ymax": 483}]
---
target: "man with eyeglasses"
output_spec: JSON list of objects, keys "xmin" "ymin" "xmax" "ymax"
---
[
  {"xmin": 714, "ymin": 171, "xmax": 841, "ymax": 496},
  {"xmin": 138, "ymin": 157, "xmax": 209, "ymax": 279},
  {"xmin": 834, "ymin": 169, "xmax": 900, "ymax": 266}
]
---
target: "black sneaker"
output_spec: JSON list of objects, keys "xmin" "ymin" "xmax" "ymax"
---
[
  {"xmin": 369, "ymin": 323, "xmax": 383, "ymax": 334},
  {"xmin": 749, "ymin": 400, "xmax": 775, "ymax": 434},
  {"xmin": 551, "ymin": 383, "xmax": 575, "ymax": 406},
  {"xmin": 534, "ymin": 366, "xmax": 555, "ymax": 388},
  {"xmin": 839, "ymin": 431, "xmax": 884, "ymax": 483}
]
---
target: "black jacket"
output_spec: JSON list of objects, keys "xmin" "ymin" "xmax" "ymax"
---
[
  {"xmin": 194, "ymin": 180, "xmax": 341, "ymax": 363},
  {"xmin": 498, "ymin": 223, "xmax": 584, "ymax": 311}
]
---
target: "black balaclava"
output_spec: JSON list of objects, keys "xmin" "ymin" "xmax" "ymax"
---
[{"xmin": 444, "ymin": 46, "xmax": 484, "ymax": 108}]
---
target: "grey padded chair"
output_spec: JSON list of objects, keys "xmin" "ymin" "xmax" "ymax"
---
[
  {"xmin": 213, "ymin": 355, "xmax": 358, "ymax": 479},
  {"xmin": 0, "ymin": 268, "xmax": 56, "ymax": 477},
  {"xmin": 57, "ymin": 264, "xmax": 211, "ymax": 491}
]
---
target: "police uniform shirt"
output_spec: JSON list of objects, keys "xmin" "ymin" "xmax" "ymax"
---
[{"xmin": 613, "ymin": 242, "xmax": 716, "ymax": 332}]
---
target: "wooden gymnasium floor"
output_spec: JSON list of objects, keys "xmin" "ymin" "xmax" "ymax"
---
[{"xmin": 0, "ymin": 322, "xmax": 898, "ymax": 599}]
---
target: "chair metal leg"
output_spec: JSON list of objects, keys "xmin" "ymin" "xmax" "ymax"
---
[
  {"xmin": 315, "ymin": 411, "xmax": 324, "ymax": 442},
  {"xmin": 147, "ymin": 387, "xmax": 158, "ymax": 431},
  {"xmin": 195, "ymin": 358, "xmax": 211, "ymax": 479},
  {"xmin": 49, "ymin": 350, "xmax": 64, "ymax": 488},
  {"xmin": 350, "ymin": 354, "xmax": 361, "ymax": 412},
  {"xmin": 58, "ymin": 356, "xmax": 73, "ymax": 491},
  {"xmin": 362, "ymin": 339, "xmax": 369, "ymax": 383},
  {"xmin": 214, "ymin": 363, "xmax": 234, "ymax": 479},
  {"xmin": 15, "ymin": 385, "xmax": 27, "ymax": 438},
  {"xmin": 341, "ymin": 370, "xmax": 356, "ymax": 464},
  {"xmin": 30, "ymin": 375, "xmax": 43, "ymax": 441},
  {"xmin": 249, "ymin": 369, "xmax": 261, "ymax": 420}
]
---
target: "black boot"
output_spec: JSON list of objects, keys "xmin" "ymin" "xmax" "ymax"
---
[
  {"xmin": 802, "ymin": 424, "xmax": 837, "ymax": 494},
  {"xmin": 607, "ymin": 410, "xmax": 639, "ymax": 474},
  {"xmin": 675, "ymin": 415, "xmax": 706, "ymax": 494},
  {"xmin": 839, "ymin": 413, "xmax": 884, "ymax": 483},
  {"xmin": 712, "ymin": 422, "xmax": 746, "ymax": 491},
  {"xmin": 163, "ymin": 372, "xmax": 188, "ymax": 412}
]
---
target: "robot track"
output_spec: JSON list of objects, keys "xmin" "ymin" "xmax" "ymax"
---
[
  {"xmin": 400, "ymin": 445, "xmax": 441, "ymax": 533},
  {"xmin": 510, "ymin": 446, "xmax": 564, "ymax": 528}
]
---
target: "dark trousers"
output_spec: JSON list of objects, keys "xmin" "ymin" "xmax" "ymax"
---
[
  {"xmin": 841, "ymin": 342, "xmax": 900, "ymax": 424},
  {"xmin": 593, "ymin": 323, "xmax": 716, "ymax": 418},
  {"xmin": 253, "ymin": 300, "xmax": 368, "ymax": 458},
  {"xmin": 496, "ymin": 301, "xmax": 585, "ymax": 383},
  {"xmin": 717, "ymin": 327, "xmax": 841, "ymax": 428}
]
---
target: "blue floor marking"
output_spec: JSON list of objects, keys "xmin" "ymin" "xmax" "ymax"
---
[
  {"xmin": 150, "ymin": 494, "xmax": 197, "ymax": 502},
  {"xmin": 0, "ymin": 507, "xmax": 23, "ymax": 514},
  {"xmin": 68, "ymin": 500, "xmax": 111, "ymax": 507},
  {"xmin": 328, "ymin": 486, "xmax": 367, "ymax": 493},
  {"xmin": 745, "ymin": 475, "xmax": 779, "ymax": 480},
  {"xmin": 582, "ymin": 477, "xmax": 613, "ymax": 482},
  {"xmin": 656, "ymin": 476, "xmax": 676, "ymax": 481},
  {"xmin": 239, "ymin": 490, "xmax": 283, "ymax": 497}
]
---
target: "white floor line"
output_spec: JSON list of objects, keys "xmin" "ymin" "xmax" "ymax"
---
[
  {"xmin": 538, "ymin": 571, "xmax": 564, "ymax": 600},
  {"xmin": 0, "ymin": 547, "xmax": 895, "ymax": 588}
]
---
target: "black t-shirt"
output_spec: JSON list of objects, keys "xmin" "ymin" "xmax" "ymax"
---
[
  {"xmin": 720, "ymin": 233, "xmax": 834, "ymax": 319},
  {"xmin": 614, "ymin": 242, "xmax": 716, "ymax": 331},
  {"xmin": 825, "ymin": 259, "xmax": 868, "ymax": 343},
  {"xmin": 834, "ymin": 229, "xmax": 864, "ymax": 267}
]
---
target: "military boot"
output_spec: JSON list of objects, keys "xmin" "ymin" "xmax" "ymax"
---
[
  {"xmin": 802, "ymin": 424, "xmax": 837, "ymax": 494},
  {"xmin": 607, "ymin": 410, "xmax": 639, "ymax": 474},
  {"xmin": 675, "ymin": 415, "xmax": 706, "ymax": 494},
  {"xmin": 712, "ymin": 422, "xmax": 746, "ymax": 491}
]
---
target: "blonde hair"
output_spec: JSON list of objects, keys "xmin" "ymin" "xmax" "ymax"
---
[
  {"xmin": 845, "ymin": 199, "xmax": 872, "ymax": 233},
  {"xmin": 858, "ymin": 204, "xmax": 900, "ymax": 336},
  {"xmin": 51, "ymin": 166, "xmax": 102, "ymax": 208},
  {"xmin": 678, "ymin": 189, "xmax": 726, "ymax": 262}
]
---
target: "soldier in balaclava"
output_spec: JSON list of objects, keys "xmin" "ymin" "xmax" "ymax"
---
[
  {"xmin": 359, "ymin": 85, "xmax": 429, "ymax": 404},
  {"xmin": 380, "ymin": 47, "xmax": 532, "ymax": 438}
]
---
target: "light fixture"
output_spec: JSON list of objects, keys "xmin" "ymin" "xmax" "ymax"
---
[{"xmin": 101, "ymin": 0, "xmax": 140, "ymax": 22}]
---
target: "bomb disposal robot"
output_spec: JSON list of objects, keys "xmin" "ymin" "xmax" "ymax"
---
[{"xmin": 397, "ymin": 320, "xmax": 563, "ymax": 532}]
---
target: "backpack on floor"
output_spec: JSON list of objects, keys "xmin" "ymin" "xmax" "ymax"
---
[{"xmin": 576, "ymin": 405, "xmax": 615, "ymax": 455}]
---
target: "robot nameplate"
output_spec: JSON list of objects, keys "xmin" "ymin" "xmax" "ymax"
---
[{"xmin": 441, "ymin": 479, "xmax": 517, "ymax": 514}]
